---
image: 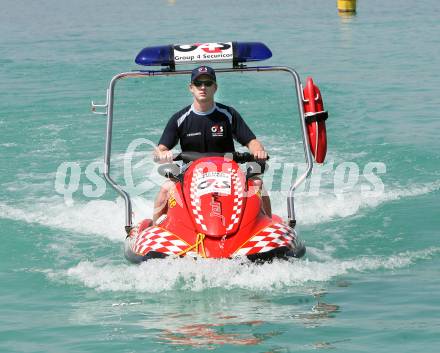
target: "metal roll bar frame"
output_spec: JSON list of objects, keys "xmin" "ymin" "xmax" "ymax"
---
[{"xmin": 92, "ymin": 66, "xmax": 314, "ymax": 233}]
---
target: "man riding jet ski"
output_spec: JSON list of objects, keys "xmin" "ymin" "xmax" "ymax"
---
[
  {"xmin": 152, "ymin": 65, "xmax": 270, "ymax": 225},
  {"xmin": 91, "ymin": 41, "xmax": 328, "ymax": 263},
  {"xmin": 124, "ymin": 65, "xmax": 303, "ymax": 262}
]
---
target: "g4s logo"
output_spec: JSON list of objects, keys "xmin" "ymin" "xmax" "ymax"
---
[
  {"xmin": 174, "ymin": 43, "xmax": 231, "ymax": 53},
  {"xmin": 211, "ymin": 125, "xmax": 224, "ymax": 133},
  {"xmin": 197, "ymin": 179, "xmax": 230, "ymax": 190}
]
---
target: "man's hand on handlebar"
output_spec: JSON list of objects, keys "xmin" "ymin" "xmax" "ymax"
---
[
  {"xmin": 247, "ymin": 139, "xmax": 268, "ymax": 161},
  {"xmin": 253, "ymin": 150, "xmax": 268, "ymax": 161},
  {"xmin": 154, "ymin": 146, "xmax": 173, "ymax": 164}
]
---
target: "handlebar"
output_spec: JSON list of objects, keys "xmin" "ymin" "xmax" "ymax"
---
[{"xmin": 173, "ymin": 151, "xmax": 269, "ymax": 164}]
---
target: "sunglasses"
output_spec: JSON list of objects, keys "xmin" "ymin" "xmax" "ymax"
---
[{"xmin": 192, "ymin": 79, "xmax": 215, "ymax": 87}]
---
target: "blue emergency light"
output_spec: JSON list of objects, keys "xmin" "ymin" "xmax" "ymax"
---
[{"xmin": 135, "ymin": 41, "xmax": 272, "ymax": 67}]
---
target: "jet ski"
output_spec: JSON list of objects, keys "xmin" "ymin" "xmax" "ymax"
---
[
  {"xmin": 91, "ymin": 41, "xmax": 328, "ymax": 262},
  {"xmin": 124, "ymin": 151, "xmax": 305, "ymax": 262}
]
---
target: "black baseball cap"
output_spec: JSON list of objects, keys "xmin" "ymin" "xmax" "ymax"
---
[{"xmin": 191, "ymin": 66, "xmax": 216, "ymax": 82}]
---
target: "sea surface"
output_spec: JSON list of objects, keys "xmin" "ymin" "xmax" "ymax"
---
[{"xmin": 1, "ymin": 0, "xmax": 439, "ymax": 352}]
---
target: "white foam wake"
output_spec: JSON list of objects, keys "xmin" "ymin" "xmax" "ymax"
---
[
  {"xmin": 272, "ymin": 181, "xmax": 440, "ymax": 225},
  {"xmin": 0, "ymin": 197, "xmax": 152, "ymax": 241},
  {"xmin": 59, "ymin": 247, "xmax": 440, "ymax": 293},
  {"xmin": 0, "ymin": 181, "xmax": 438, "ymax": 240}
]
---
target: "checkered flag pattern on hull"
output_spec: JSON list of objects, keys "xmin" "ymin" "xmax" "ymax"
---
[
  {"xmin": 190, "ymin": 168, "xmax": 208, "ymax": 231},
  {"xmin": 132, "ymin": 226, "xmax": 188, "ymax": 256},
  {"xmin": 234, "ymin": 223, "xmax": 296, "ymax": 256},
  {"xmin": 226, "ymin": 167, "xmax": 244, "ymax": 232}
]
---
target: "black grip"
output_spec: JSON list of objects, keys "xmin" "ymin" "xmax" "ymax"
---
[
  {"xmin": 234, "ymin": 152, "xmax": 270, "ymax": 163},
  {"xmin": 232, "ymin": 152, "xmax": 254, "ymax": 163}
]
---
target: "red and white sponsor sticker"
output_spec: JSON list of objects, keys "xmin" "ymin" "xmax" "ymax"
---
[
  {"xmin": 196, "ymin": 172, "xmax": 231, "ymax": 196},
  {"xmin": 173, "ymin": 42, "xmax": 233, "ymax": 64}
]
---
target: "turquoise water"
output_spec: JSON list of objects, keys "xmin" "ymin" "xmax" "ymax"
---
[{"xmin": 1, "ymin": 0, "xmax": 440, "ymax": 352}]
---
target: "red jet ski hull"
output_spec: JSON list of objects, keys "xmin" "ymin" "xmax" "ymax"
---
[{"xmin": 124, "ymin": 157, "xmax": 305, "ymax": 262}]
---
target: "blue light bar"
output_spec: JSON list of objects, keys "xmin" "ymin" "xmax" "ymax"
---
[
  {"xmin": 135, "ymin": 41, "xmax": 272, "ymax": 67},
  {"xmin": 135, "ymin": 45, "xmax": 173, "ymax": 67},
  {"xmin": 234, "ymin": 42, "xmax": 272, "ymax": 63}
]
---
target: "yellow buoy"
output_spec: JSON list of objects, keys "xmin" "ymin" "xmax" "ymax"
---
[{"xmin": 337, "ymin": 0, "xmax": 356, "ymax": 15}]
